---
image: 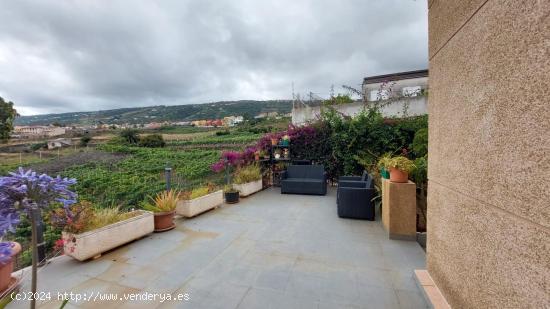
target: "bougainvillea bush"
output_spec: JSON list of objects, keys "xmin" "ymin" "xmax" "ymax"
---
[{"xmin": 250, "ymin": 106, "xmax": 428, "ymax": 182}]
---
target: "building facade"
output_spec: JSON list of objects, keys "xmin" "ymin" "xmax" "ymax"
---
[
  {"xmin": 426, "ymin": 1, "xmax": 549, "ymax": 308},
  {"xmin": 292, "ymin": 70, "xmax": 428, "ymax": 125}
]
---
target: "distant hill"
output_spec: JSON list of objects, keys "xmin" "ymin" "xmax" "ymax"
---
[{"xmin": 15, "ymin": 100, "xmax": 293, "ymax": 126}]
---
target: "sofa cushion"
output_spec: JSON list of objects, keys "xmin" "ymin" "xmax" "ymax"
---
[
  {"xmin": 282, "ymin": 178, "xmax": 323, "ymax": 184},
  {"xmin": 286, "ymin": 165, "xmax": 325, "ymax": 180}
]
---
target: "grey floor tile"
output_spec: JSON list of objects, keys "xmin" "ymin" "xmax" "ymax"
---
[
  {"xmin": 8, "ymin": 188, "xmax": 427, "ymax": 309},
  {"xmin": 395, "ymin": 289, "xmax": 429, "ymax": 309}
]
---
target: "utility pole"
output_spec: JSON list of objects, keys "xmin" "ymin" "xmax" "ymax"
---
[{"xmin": 291, "ymin": 82, "xmax": 295, "ymax": 109}]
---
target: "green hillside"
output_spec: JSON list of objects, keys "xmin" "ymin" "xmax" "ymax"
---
[{"xmin": 15, "ymin": 100, "xmax": 293, "ymax": 126}]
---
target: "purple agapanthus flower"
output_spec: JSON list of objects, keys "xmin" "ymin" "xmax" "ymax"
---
[
  {"xmin": 0, "ymin": 168, "xmax": 77, "ymax": 237},
  {"xmin": 0, "ymin": 242, "xmax": 14, "ymax": 265}
]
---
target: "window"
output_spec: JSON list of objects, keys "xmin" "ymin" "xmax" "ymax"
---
[
  {"xmin": 402, "ymin": 86, "xmax": 421, "ymax": 97},
  {"xmin": 369, "ymin": 89, "xmax": 389, "ymax": 101}
]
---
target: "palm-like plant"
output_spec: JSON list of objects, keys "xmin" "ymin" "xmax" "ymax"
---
[{"xmin": 142, "ymin": 190, "xmax": 178, "ymax": 213}]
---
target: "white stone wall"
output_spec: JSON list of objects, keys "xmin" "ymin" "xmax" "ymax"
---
[{"xmin": 291, "ymin": 96, "xmax": 428, "ymax": 125}]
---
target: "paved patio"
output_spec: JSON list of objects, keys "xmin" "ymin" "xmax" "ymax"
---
[{"xmin": 9, "ymin": 188, "xmax": 427, "ymax": 309}]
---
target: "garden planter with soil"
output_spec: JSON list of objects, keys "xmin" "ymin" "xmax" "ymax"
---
[
  {"xmin": 0, "ymin": 242, "xmax": 21, "ymax": 292},
  {"xmin": 62, "ymin": 210, "xmax": 154, "ymax": 261},
  {"xmin": 233, "ymin": 179, "xmax": 263, "ymax": 197},
  {"xmin": 177, "ymin": 190, "xmax": 223, "ymax": 217}
]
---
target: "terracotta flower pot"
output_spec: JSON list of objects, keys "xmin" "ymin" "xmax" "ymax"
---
[
  {"xmin": 0, "ymin": 242, "xmax": 21, "ymax": 292},
  {"xmin": 271, "ymin": 138, "xmax": 278, "ymax": 145},
  {"xmin": 255, "ymin": 154, "xmax": 260, "ymax": 161},
  {"xmin": 153, "ymin": 211, "xmax": 175, "ymax": 232},
  {"xmin": 389, "ymin": 168, "xmax": 409, "ymax": 183}
]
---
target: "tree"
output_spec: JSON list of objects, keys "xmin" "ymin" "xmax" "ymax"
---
[
  {"xmin": 79, "ymin": 135, "xmax": 92, "ymax": 147},
  {"xmin": 138, "ymin": 134, "xmax": 165, "ymax": 148},
  {"xmin": 119, "ymin": 129, "xmax": 140, "ymax": 145},
  {"xmin": 0, "ymin": 96, "xmax": 18, "ymax": 143}
]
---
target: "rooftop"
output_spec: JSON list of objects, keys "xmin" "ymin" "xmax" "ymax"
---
[
  {"xmin": 10, "ymin": 188, "xmax": 427, "ymax": 309},
  {"xmin": 363, "ymin": 69, "xmax": 429, "ymax": 85}
]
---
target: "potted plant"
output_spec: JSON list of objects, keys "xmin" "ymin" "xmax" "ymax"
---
[
  {"xmin": 280, "ymin": 135, "xmax": 290, "ymax": 146},
  {"xmin": 176, "ymin": 185, "xmax": 223, "ymax": 217},
  {"xmin": 271, "ymin": 136, "xmax": 279, "ymax": 146},
  {"xmin": 0, "ymin": 242, "xmax": 21, "ymax": 292},
  {"xmin": 142, "ymin": 190, "xmax": 178, "ymax": 232},
  {"xmin": 54, "ymin": 202, "xmax": 153, "ymax": 260},
  {"xmin": 377, "ymin": 154, "xmax": 392, "ymax": 179},
  {"xmin": 260, "ymin": 150, "xmax": 269, "ymax": 160},
  {"xmin": 387, "ymin": 156, "xmax": 416, "ymax": 183},
  {"xmin": 224, "ymin": 185, "xmax": 240, "ymax": 204},
  {"xmin": 274, "ymin": 148, "xmax": 281, "ymax": 159},
  {"xmin": 254, "ymin": 150, "xmax": 260, "ymax": 161},
  {"xmin": 233, "ymin": 164, "xmax": 263, "ymax": 197}
]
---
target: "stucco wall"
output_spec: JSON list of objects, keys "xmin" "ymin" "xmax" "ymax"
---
[
  {"xmin": 427, "ymin": 0, "xmax": 550, "ymax": 308},
  {"xmin": 291, "ymin": 96, "xmax": 427, "ymax": 125}
]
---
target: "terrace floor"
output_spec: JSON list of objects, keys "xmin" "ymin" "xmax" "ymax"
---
[{"xmin": 9, "ymin": 188, "xmax": 428, "ymax": 309}]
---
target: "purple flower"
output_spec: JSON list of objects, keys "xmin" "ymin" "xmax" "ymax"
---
[
  {"xmin": 211, "ymin": 161, "xmax": 225, "ymax": 173},
  {"xmin": 0, "ymin": 168, "xmax": 77, "ymax": 237},
  {"xmin": 0, "ymin": 242, "xmax": 13, "ymax": 265},
  {"xmin": 221, "ymin": 151, "xmax": 242, "ymax": 166}
]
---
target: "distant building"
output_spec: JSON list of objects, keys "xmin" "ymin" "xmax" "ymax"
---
[
  {"xmin": 14, "ymin": 126, "xmax": 66, "ymax": 138},
  {"xmin": 292, "ymin": 69, "xmax": 429, "ymax": 125},
  {"xmin": 255, "ymin": 112, "xmax": 279, "ymax": 119},
  {"xmin": 145, "ymin": 122, "xmax": 162, "ymax": 129},
  {"xmin": 362, "ymin": 69, "xmax": 428, "ymax": 102},
  {"xmin": 47, "ymin": 138, "xmax": 72, "ymax": 149},
  {"xmin": 222, "ymin": 116, "xmax": 243, "ymax": 127}
]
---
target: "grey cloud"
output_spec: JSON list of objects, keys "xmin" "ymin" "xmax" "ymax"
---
[{"xmin": 0, "ymin": 0, "xmax": 427, "ymax": 115}]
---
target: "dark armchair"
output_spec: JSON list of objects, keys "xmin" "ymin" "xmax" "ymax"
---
[
  {"xmin": 281, "ymin": 165, "xmax": 327, "ymax": 195},
  {"xmin": 337, "ymin": 171, "xmax": 375, "ymax": 220}
]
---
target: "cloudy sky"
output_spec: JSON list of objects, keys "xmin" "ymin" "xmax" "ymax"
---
[{"xmin": 0, "ymin": 0, "xmax": 427, "ymax": 116}]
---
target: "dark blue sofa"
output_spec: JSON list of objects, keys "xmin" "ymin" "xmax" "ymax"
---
[{"xmin": 281, "ymin": 165, "xmax": 327, "ymax": 195}]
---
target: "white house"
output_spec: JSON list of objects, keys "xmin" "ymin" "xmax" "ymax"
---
[
  {"xmin": 292, "ymin": 69, "xmax": 428, "ymax": 125},
  {"xmin": 47, "ymin": 138, "xmax": 72, "ymax": 149}
]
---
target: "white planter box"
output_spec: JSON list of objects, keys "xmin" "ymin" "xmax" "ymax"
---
[
  {"xmin": 63, "ymin": 210, "xmax": 154, "ymax": 261},
  {"xmin": 176, "ymin": 190, "xmax": 223, "ymax": 217},
  {"xmin": 234, "ymin": 179, "xmax": 263, "ymax": 197}
]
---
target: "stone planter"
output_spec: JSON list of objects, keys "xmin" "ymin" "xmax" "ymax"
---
[
  {"xmin": 233, "ymin": 179, "xmax": 262, "ymax": 197},
  {"xmin": 176, "ymin": 190, "xmax": 223, "ymax": 217},
  {"xmin": 0, "ymin": 242, "xmax": 21, "ymax": 292},
  {"xmin": 63, "ymin": 210, "xmax": 154, "ymax": 261}
]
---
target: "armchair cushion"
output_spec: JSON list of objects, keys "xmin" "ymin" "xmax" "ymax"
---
[{"xmin": 337, "ymin": 182, "xmax": 375, "ymax": 220}]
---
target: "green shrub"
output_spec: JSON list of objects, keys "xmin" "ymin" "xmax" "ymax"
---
[
  {"xmin": 411, "ymin": 156, "xmax": 427, "ymax": 185},
  {"xmin": 139, "ymin": 134, "xmax": 165, "ymax": 148},
  {"xmin": 30, "ymin": 142, "xmax": 47, "ymax": 151},
  {"xmin": 215, "ymin": 130, "xmax": 230, "ymax": 136},
  {"xmin": 234, "ymin": 164, "xmax": 261, "ymax": 184},
  {"xmin": 412, "ymin": 128, "xmax": 428, "ymax": 157},
  {"xmin": 79, "ymin": 135, "xmax": 92, "ymax": 147},
  {"xmin": 119, "ymin": 129, "xmax": 140, "ymax": 145}
]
